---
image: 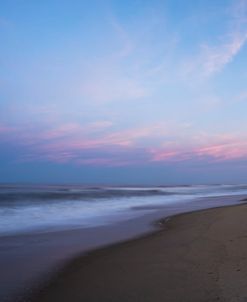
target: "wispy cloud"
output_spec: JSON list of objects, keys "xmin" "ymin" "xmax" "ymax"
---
[
  {"xmin": 149, "ymin": 134, "xmax": 247, "ymax": 164},
  {"xmin": 183, "ymin": 0, "xmax": 247, "ymax": 78},
  {"xmin": 81, "ymin": 67, "xmax": 148, "ymax": 103},
  {"xmin": 2, "ymin": 119, "xmax": 247, "ymax": 167},
  {"xmin": 183, "ymin": 31, "xmax": 247, "ymax": 79},
  {"xmin": 200, "ymin": 32, "xmax": 247, "ymax": 76},
  {"xmin": 109, "ymin": 16, "xmax": 134, "ymax": 58}
]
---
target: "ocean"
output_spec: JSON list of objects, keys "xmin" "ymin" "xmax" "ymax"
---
[{"xmin": 1, "ymin": 183, "xmax": 247, "ymax": 236}]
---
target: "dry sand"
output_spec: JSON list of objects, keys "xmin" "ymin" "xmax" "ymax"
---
[{"xmin": 25, "ymin": 203, "xmax": 247, "ymax": 302}]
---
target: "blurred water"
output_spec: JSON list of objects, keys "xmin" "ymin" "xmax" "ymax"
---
[{"xmin": 1, "ymin": 184, "xmax": 247, "ymax": 236}]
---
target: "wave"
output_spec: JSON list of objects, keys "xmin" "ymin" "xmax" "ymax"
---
[
  {"xmin": 1, "ymin": 184, "xmax": 247, "ymax": 206},
  {"xmin": 1, "ymin": 184, "xmax": 247, "ymax": 236},
  {"xmin": 0, "ymin": 187, "xmax": 175, "ymax": 204}
]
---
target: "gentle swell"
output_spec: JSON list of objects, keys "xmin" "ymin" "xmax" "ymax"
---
[{"xmin": 0, "ymin": 189, "xmax": 175, "ymax": 205}]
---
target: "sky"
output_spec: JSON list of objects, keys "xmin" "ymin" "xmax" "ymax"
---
[{"xmin": 1, "ymin": 0, "xmax": 247, "ymax": 185}]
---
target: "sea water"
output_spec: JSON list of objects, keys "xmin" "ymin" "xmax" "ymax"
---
[{"xmin": 1, "ymin": 183, "xmax": 247, "ymax": 236}]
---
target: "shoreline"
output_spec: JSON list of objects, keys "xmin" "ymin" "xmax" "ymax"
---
[
  {"xmin": 3, "ymin": 194, "xmax": 246, "ymax": 302},
  {"xmin": 22, "ymin": 199, "xmax": 247, "ymax": 302}
]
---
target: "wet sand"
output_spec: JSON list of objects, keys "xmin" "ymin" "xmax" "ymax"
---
[{"xmin": 25, "ymin": 202, "xmax": 247, "ymax": 302}]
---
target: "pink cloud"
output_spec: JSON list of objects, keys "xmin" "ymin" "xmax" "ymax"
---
[
  {"xmin": 194, "ymin": 141, "xmax": 247, "ymax": 161},
  {"xmin": 2, "ymin": 119, "xmax": 247, "ymax": 167},
  {"xmin": 150, "ymin": 150, "xmax": 179, "ymax": 161},
  {"xmin": 149, "ymin": 137, "xmax": 247, "ymax": 164},
  {"xmin": 0, "ymin": 125, "xmax": 14, "ymax": 133},
  {"xmin": 35, "ymin": 123, "xmax": 168, "ymax": 156}
]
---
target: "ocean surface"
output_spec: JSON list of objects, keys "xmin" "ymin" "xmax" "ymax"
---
[{"xmin": 1, "ymin": 183, "xmax": 247, "ymax": 236}]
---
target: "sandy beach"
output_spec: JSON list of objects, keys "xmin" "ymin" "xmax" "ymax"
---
[{"xmin": 23, "ymin": 202, "xmax": 247, "ymax": 302}]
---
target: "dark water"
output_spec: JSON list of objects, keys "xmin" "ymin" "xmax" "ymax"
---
[{"xmin": 1, "ymin": 184, "xmax": 247, "ymax": 236}]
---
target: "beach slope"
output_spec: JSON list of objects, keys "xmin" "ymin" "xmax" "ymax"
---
[{"xmin": 27, "ymin": 204, "xmax": 247, "ymax": 302}]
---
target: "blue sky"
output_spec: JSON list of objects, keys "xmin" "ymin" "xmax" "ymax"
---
[{"xmin": 1, "ymin": 0, "xmax": 247, "ymax": 184}]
